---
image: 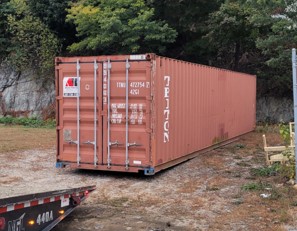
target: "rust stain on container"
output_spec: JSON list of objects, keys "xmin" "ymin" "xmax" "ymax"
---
[{"xmin": 55, "ymin": 54, "xmax": 256, "ymax": 175}]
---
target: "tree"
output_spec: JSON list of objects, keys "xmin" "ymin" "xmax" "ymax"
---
[
  {"xmin": 27, "ymin": 0, "xmax": 76, "ymax": 52},
  {"xmin": 0, "ymin": 0, "xmax": 13, "ymax": 62},
  {"xmin": 5, "ymin": 0, "xmax": 60, "ymax": 78},
  {"xmin": 205, "ymin": 1, "xmax": 260, "ymax": 71},
  {"xmin": 67, "ymin": 0, "xmax": 177, "ymax": 54},
  {"xmin": 151, "ymin": 0, "xmax": 222, "ymax": 63},
  {"xmin": 246, "ymin": 0, "xmax": 297, "ymax": 97}
]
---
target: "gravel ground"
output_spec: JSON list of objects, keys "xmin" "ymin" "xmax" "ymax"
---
[{"xmin": 1, "ymin": 131, "xmax": 297, "ymax": 230}]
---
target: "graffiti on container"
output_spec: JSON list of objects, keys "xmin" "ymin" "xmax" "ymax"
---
[
  {"xmin": 110, "ymin": 103, "xmax": 144, "ymax": 125},
  {"xmin": 163, "ymin": 76, "xmax": 170, "ymax": 143}
]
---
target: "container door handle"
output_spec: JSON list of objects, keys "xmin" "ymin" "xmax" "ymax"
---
[
  {"xmin": 127, "ymin": 142, "xmax": 142, "ymax": 147},
  {"xmin": 83, "ymin": 140, "xmax": 95, "ymax": 145},
  {"xmin": 109, "ymin": 140, "xmax": 123, "ymax": 147},
  {"xmin": 67, "ymin": 140, "xmax": 78, "ymax": 145}
]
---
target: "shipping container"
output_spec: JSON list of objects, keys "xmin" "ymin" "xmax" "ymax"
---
[{"xmin": 55, "ymin": 54, "xmax": 256, "ymax": 175}]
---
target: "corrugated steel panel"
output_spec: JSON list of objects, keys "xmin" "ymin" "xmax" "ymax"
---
[{"xmin": 55, "ymin": 54, "xmax": 256, "ymax": 175}]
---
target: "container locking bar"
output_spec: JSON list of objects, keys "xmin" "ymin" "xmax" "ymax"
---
[
  {"xmin": 107, "ymin": 59, "xmax": 112, "ymax": 168},
  {"xmin": 76, "ymin": 59, "xmax": 81, "ymax": 166},
  {"xmin": 94, "ymin": 59, "xmax": 98, "ymax": 167},
  {"xmin": 125, "ymin": 59, "xmax": 130, "ymax": 170}
]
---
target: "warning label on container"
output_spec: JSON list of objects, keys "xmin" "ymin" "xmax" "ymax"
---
[{"xmin": 63, "ymin": 77, "xmax": 80, "ymax": 97}]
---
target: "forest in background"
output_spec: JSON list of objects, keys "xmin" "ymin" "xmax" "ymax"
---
[{"xmin": 0, "ymin": 0, "xmax": 296, "ymax": 98}]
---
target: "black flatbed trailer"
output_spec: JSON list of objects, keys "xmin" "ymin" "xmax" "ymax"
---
[{"xmin": 0, "ymin": 185, "xmax": 96, "ymax": 231}]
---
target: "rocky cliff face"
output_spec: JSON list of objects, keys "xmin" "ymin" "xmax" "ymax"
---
[
  {"xmin": 0, "ymin": 69, "xmax": 294, "ymax": 123},
  {"xmin": 256, "ymin": 97, "xmax": 293, "ymax": 123},
  {"xmin": 0, "ymin": 69, "xmax": 55, "ymax": 118}
]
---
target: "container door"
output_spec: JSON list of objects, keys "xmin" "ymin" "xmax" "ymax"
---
[
  {"xmin": 57, "ymin": 60, "xmax": 102, "ymax": 166},
  {"xmin": 102, "ymin": 59, "xmax": 151, "ymax": 170}
]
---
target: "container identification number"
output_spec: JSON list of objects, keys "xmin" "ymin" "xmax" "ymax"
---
[
  {"xmin": 116, "ymin": 81, "xmax": 150, "ymax": 95},
  {"xmin": 36, "ymin": 211, "xmax": 54, "ymax": 225}
]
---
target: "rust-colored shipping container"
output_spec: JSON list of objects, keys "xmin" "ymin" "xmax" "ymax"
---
[{"xmin": 55, "ymin": 54, "xmax": 256, "ymax": 175}]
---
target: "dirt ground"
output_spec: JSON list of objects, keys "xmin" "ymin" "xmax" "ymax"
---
[{"xmin": 1, "ymin": 125, "xmax": 297, "ymax": 230}]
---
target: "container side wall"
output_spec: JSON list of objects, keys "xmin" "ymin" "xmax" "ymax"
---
[{"xmin": 153, "ymin": 56, "xmax": 256, "ymax": 166}]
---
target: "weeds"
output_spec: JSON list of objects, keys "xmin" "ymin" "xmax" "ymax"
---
[
  {"xmin": 279, "ymin": 209, "xmax": 291, "ymax": 223},
  {"xmin": 0, "ymin": 117, "xmax": 55, "ymax": 128},
  {"xmin": 250, "ymin": 164, "xmax": 279, "ymax": 177},
  {"xmin": 291, "ymin": 201, "xmax": 297, "ymax": 206},
  {"xmin": 234, "ymin": 143, "xmax": 246, "ymax": 149},
  {"xmin": 241, "ymin": 181, "xmax": 271, "ymax": 191},
  {"xmin": 279, "ymin": 123, "xmax": 291, "ymax": 145},
  {"xmin": 279, "ymin": 149, "xmax": 296, "ymax": 180},
  {"xmin": 256, "ymin": 124, "xmax": 279, "ymax": 133}
]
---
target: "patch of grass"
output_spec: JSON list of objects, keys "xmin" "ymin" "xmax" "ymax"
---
[
  {"xmin": 279, "ymin": 209, "xmax": 291, "ymax": 223},
  {"xmin": 236, "ymin": 162, "xmax": 251, "ymax": 167},
  {"xmin": 234, "ymin": 143, "xmax": 246, "ymax": 149},
  {"xmin": 0, "ymin": 117, "xmax": 55, "ymax": 128},
  {"xmin": 241, "ymin": 181, "xmax": 271, "ymax": 191},
  {"xmin": 233, "ymin": 173, "xmax": 242, "ymax": 178},
  {"xmin": 231, "ymin": 198, "xmax": 243, "ymax": 205},
  {"xmin": 233, "ymin": 155, "xmax": 242, "ymax": 160},
  {"xmin": 270, "ymin": 187, "xmax": 282, "ymax": 200},
  {"xmin": 241, "ymin": 182, "xmax": 263, "ymax": 191},
  {"xmin": 250, "ymin": 164, "xmax": 279, "ymax": 177},
  {"xmin": 0, "ymin": 125, "xmax": 56, "ymax": 153},
  {"xmin": 290, "ymin": 201, "xmax": 297, "ymax": 206},
  {"xmin": 206, "ymin": 186, "xmax": 220, "ymax": 191},
  {"xmin": 255, "ymin": 124, "xmax": 279, "ymax": 133},
  {"xmin": 107, "ymin": 197, "xmax": 129, "ymax": 207}
]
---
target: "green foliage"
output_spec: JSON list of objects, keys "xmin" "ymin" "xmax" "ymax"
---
[
  {"xmin": 27, "ymin": 0, "xmax": 75, "ymax": 51},
  {"xmin": 0, "ymin": 0, "xmax": 14, "ymax": 62},
  {"xmin": 251, "ymin": 164, "xmax": 279, "ymax": 177},
  {"xmin": 205, "ymin": 1, "xmax": 259, "ymax": 71},
  {"xmin": 0, "ymin": 117, "xmax": 56, "ymax": 128},
  {"xmin": 279, "ymin": 123, "xmax": 291, "ymax": 145},
  {"xmin": 247, "ymin": 0, "xmax": 297, "ymax": 97},
  {"xmin": 279, "ymin": 149, "xmax": 296, "ymax": 180},
  {"xmin": 150, "ymin": 0, "xmax": 222, "ymax": 63},
  {"xmin": 204, "ymin": 0, "xmax": 297, "ymax": 97},
  {"xmin": 66, "ymin": 0, "xmax": 177, "ymax": 54},
  {"xmin": 234, "ymin": 143, "xmax": 246, "ymax": 149},
  {"xmin": 241, "ymin": 181, "xmax": 271, "ymax": 191},
  {"xmin": 6, "ymin": 0, "xmax": 60, "ymax": 77}
]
